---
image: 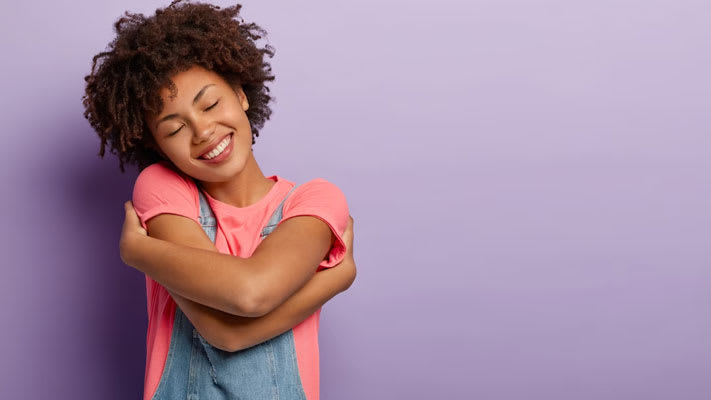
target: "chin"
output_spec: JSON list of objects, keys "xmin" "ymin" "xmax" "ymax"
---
[{"xmin": 200, "ymin": 160, "xmax": 249, "ymax": 183}]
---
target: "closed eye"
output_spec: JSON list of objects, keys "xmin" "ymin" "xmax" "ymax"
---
[
  {"xmin": 166, "ymin": 100, "xmax": 220, "ymax": 137},
  {"xmin": 168, "ymin": 125, "xmax": 184, "ymax": 136},
  {"xmin": 205, "ymin": 100, "xmax": 219, "ymax": 111}
]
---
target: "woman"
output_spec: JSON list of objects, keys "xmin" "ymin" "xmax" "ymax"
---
[{"xmin": 82, "ymin": 2, "xmax": 356, "ymax": 399}]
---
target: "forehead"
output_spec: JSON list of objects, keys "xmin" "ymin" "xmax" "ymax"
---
[{"xmin": 157, "ymin": 65, "xmax": 224, "ymax": 102}]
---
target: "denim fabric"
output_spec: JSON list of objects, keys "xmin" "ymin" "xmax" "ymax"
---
[{"xmin": 151, "ymin": 185, "xmax": 306, "ymax": 400}]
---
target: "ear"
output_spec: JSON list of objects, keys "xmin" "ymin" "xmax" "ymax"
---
[{"xmin": 235, "ymin": 86, "xmax": 249, "ymax": 112}]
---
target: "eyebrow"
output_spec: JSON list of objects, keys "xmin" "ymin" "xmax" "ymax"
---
[{"xmin": 155, "ymin": 84, "xmax": 216, "ymax": 128}]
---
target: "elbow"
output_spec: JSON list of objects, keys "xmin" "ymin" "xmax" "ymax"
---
[
  {"xmin": 196, "ymin": 330, "xmax": 240, "ymax": 353},
  {"xmin": 222, "ymin": 337, "xmax": 251, "ymax": 353},
  {"xmin": 340, "ymin": 261, "xmax": 358, "ymax": 292},
  {"xmin": 207, "ymin": 335, "xmax": 249, "ymax": 353},
  {"xmin": 226, "ymin": 265, "xmax": 278, "ymax": 317},
  {"xmin": 230, "ymin": 285, "xmax": 275, "ymax": 318},
  {"xmin": 194, "ymin": 322, "xmax": 250, "ymax": 353},
  {"xmin": 216, "ymin": 340, "xmax": 247, "ymax": 353},
  {"xmin": 193, "ymin": 321, "xmax": 249, "ymax": 353},
  {"xmin": 236, "ymin": 298, "xmax": 272, "ymax": 318},
  {"xmin": 206, "ymin": 337, "xmax": 234, "ymax": 352}
]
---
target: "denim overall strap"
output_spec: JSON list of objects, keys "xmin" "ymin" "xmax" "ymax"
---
[
  {"xmin": 197, "ymin": 189, "xmax": 218, "ymax": 242},
  {"xmin": 151, "ymin": 184, "xmax": 306, "ymax": 400},
  {"xmin": 260, "ymin": 185, "xmax": 298, "ymax": 239}
]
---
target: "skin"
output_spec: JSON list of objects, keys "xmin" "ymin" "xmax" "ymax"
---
[{"xmin": 119, "ymin": 65, "xmax": 356, "ymax": 352}]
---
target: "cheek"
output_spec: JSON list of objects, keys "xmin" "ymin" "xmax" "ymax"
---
[
  {"xmin": 235, "ymin": 114, "xmax": 253, "ymax": 141},
  {"xmin": 222, "ymin": 103, "xmax": 250, "ymax": 128},
  {"xmin": 158, "ymin": 140, "xmax": 190, "ymax": 161},
  {"xmin": 235, "ymin": 124, "xmax": 253, "ymax": 148}
]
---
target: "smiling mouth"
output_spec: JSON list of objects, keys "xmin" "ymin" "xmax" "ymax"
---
[{"xmin": 198, "ymin": 133, "xmax": 233, "ymax": 160}]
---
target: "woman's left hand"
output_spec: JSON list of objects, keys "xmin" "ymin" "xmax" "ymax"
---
[{"xmin": 119, "ymin": 201, "xmax": 147, "ymax": 266}]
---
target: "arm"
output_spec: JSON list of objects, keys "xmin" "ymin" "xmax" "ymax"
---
[
  {"xmin": 151, "ymin": 210, "xmax": 355, "ymax": 352},
  {"xmin": 167, "ymin": 238, "xmax": 355, "ymax": 352},
  {"xmin": 125, "ymin": 205, "xmax": 356, "ymax": 352},
  {"xmin": 120, "ymin": 195, "xmax": 350, "ymax": 319},
  {"xmin": 120, "ymin": 204, "xmax": 334, "ymax": 317}
]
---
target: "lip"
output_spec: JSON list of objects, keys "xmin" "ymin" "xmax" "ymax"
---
[
  {"xmin": 199, "ymin": 133, "xmax": 234, "ymax": 164},
  {"xmin": 197, "ymin": 133, "xmax": 232, "ymax": 159}
]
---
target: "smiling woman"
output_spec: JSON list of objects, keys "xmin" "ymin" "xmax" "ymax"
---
[{"xmin": 81, "ymin": 1, "xmax": 357, "ymax": 400}]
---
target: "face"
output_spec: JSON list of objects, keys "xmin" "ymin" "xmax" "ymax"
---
[{"xmin": 145, "ymin": 65, "xmax": 254, "ymax": 183}]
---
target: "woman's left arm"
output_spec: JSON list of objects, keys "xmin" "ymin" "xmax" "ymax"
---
[
  {"xmin": 120, "ymin": 201, "xmax": 342, "ymax": 317},
  {"xmin": 166, "ymin": 242, "xmax": 355, "ymax": 352}
]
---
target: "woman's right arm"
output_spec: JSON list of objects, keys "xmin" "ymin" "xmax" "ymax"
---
[
  {"xmin": 143, "ymin": 213, "xmax": 356, "ymax": 352},
  {"xmin": 168, "ymin": 255, "xmax": 354, "ymax": 352}
]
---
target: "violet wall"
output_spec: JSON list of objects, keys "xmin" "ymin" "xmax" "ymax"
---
[{"xmin": 1, "ymin": 0, "xmax": 709, "ymax": 398}]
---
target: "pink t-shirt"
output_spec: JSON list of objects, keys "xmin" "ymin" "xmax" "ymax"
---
[{"xmin": 132, "ymin": 161, "xmax": 349, "ymax": 400}]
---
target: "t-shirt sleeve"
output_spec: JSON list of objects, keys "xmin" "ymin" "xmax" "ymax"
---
[
  {"xmin": 132, "ymin": 162, "xmax": 200, "ymax": 230},
  {"xmin": 281, "ymin": 179, "xmax": 349, "ymax": 270}
]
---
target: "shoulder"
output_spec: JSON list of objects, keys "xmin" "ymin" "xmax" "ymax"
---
[
  {"xmin": 135, "ymin": 161, "xmax": 193, "ymax": 186},
  {"xmin": 293, "ymin": 178, "xmax": 345, "ymax": 196},
  {"xmin": 289, "ymin": 178, "xmax": 347, "ymax": 205},
  {"xmin": 134, "ymin": 162, "xmax": 196, "ymax": 193},
  {"xmin": 283, "ymin": 177, "xmax": 348, "ymax": 219},
  {"xmin": 281, "ymin": 178, "xmax": 350, "ymax": 268},
  {"xmin": 132, "ymin": 161, "xmax": 199, "ymax": 215}
]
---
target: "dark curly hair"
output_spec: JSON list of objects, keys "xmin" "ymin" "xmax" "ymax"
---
[{"xmin": 82, "ymin": 0, "xmax": 275, "ymax": 172}]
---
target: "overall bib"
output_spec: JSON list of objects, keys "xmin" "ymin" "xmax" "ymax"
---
[{"xmin": 151, "ymin": 185, "xmax": 307, "ymax": 400}]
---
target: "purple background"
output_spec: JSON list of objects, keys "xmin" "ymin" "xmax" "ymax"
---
[{"xmin": 1, "ymin": 0, "xmax": 710, "ymax": 398}]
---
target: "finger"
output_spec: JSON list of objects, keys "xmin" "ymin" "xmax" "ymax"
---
[
  {"xmin": 125, "ymin": 201, "xmax": 138, "ymax": 215},
  {"xmin": 124, "ymin": 201, "xmax": 141, "ymax": 223},
  {"xmin": 342, "ymin": 221, "xmax": 354, "ymax": 245},
  {"xmin": 123, "ymin": 201, "xmax": 147, "ymax": 235}
]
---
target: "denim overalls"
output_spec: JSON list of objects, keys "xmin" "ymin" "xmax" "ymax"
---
[{"xmin": 151, "ymin": 185, "xmax": 307, "ymax": 400}]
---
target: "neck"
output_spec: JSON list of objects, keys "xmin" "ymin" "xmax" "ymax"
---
[{"xmin": 198, "ymin": 152, "xmax": 275, "ymax": 208}]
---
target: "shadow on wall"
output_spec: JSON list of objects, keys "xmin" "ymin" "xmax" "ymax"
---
[{"xmin": 65, "ymin": 135, "xmax": 147, "ymax": 398}]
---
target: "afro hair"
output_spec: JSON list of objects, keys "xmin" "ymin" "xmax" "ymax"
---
[{"xmin": 82, "ymin": 0, "xmax": 275, "ymax": 171}]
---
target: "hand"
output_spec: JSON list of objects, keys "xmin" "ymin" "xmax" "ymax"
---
[
  {"xmin": 332, "ymin": 215, "xmax": 356, "ymax": 291},
  {"xmin": 119, "ymin": 201, "xmax": 147, "ymax": 266},
  {"xmin": 343, "ymin": 215, "xmax": 354, "ymax": 259}
]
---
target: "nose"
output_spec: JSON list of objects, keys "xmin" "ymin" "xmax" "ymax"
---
[{"xmin": 192, "ymin": 117, "xmax": 215, "ymax": 144}]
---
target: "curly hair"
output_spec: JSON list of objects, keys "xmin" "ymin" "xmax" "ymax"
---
[{"xmin": 82, "ymin": 0, "xmax": 275, "ymax": 172}]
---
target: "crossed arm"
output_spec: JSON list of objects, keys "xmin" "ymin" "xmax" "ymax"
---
[{"xmin": 119, "ymin": 202, "xmax": 356, "ymax": 352}]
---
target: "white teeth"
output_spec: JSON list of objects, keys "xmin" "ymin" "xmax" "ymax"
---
[{"xmin": 202, "ymin": 135, "xmax": 231, "ymax": 160}]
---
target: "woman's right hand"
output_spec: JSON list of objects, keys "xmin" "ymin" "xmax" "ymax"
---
[
  {"xmin": 343, "ymin": 215, "xmax": 355, "ymax": 260},
  {"xmin": 119, "ymin": 201, "xmax": 148, "ymax": 267},
  {"xmin": 332, "ymin": 215, "xmax": 357, "ymax": 291}
]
